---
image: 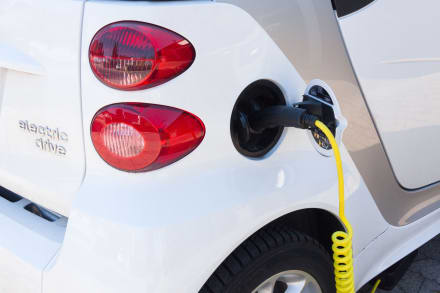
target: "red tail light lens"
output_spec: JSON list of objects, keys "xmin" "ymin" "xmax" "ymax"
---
[
  {"xmin": 89, "ymin": 21, "xmax": 195, "ymax": 90},
  {"xmin": 91, "ymin": 103, "xmax": 205, "ymax": 172}
]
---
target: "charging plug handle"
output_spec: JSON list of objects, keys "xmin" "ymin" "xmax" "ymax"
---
[{"xmin": 249, "ymin": 105, "xmax": 318, "ymax": 132}]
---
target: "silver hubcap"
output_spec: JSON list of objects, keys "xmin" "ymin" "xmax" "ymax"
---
[{"xmin": 251, "ymin": 270, "xmax": 322, "ymax": 293}]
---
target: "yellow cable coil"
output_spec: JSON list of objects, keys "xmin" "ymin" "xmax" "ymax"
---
[{"xmin": 314, "ymin": 120, "xmax": 355, "ymax": 293}]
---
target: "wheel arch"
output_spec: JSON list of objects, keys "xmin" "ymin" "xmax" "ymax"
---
[
  {"xmin": 199, "ymin": 207, "xmax": 344, "ymax": 292},
  {"xmin": 261, "ymin": 208, "xmax": 345, "ymax": 256}
]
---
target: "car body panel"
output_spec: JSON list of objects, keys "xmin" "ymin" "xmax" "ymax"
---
[
  {"xmin": 0, "ymin": 196, "xmax": 66, "ymax": 293},
  {"xmin": 337, "ymin": 0, "xmax": 440, "ymax": 189},
  {"xmin": 43, "ymin": 1, "xmax": 388, "ymax": 292},
  {"xmin": 0, "ymin": 1, "xmax": 438, "ymax": 292},
  {"xmin": 0, "ymin": 0, "xmax": 85, "ymax": 216},
  {"xmin": 219, "ymin": 0, "xmax": 440, "ymax": 226}
]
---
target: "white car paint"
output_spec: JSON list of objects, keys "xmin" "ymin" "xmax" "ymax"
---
[
  {"xmin": 355, "ymin": 206, "xmax": 440, "ymax": 289},
  {"xmin": 0, "ymin": 1, "xmax": 437, "ymax": 293},
  {"xmin": 0, "ymin": 0, "xmax": 85, "ymax": 216},
  {"xmin": 0, "ymin": 196, "xmax": 66, "ymax": 293},
  {"xmin": 337, "ymin": 0, "xmax": 440, "ymax": 189}
]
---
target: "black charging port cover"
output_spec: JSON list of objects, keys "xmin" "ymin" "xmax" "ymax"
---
[{"xmin": 230, "ymin": 80, "xmax": 286, "ymax": 158}]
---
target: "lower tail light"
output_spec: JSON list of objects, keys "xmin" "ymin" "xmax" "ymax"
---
[{"xmin": 91, "ymin": 103, "xmax": 205, "ymax": 172}]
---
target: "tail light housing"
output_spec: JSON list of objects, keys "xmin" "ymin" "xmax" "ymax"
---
[
  {"xmin": 91, "ymin": 103, "xmax": 205, "ymax": 172},
  {"xmin": 89, "ymin": 21, "xmax": 195, "ymax": 90}
]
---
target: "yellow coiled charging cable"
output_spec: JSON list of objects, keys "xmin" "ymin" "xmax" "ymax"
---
[
  {"xmin": 314, "ymin": 120, "xmax": 355, "ymax": 293},
  {"xmin": 315, "ymin": 121, "xmax": 381, "ymax": 293}
]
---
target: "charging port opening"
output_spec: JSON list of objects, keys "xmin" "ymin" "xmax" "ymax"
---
[{"xmin": 297, "ymin": 86, "xmax": 337, "ymax": 150}]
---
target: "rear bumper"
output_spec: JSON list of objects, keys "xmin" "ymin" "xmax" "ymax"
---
[
  {"xmin": 0, "ymin": 195, "xmax": 66, "ymax": 293},
  {"xmin": 0, "ymin": 171, "xmax": 229, "ymax": 293}
]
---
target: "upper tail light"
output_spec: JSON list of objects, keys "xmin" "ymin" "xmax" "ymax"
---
[
  {"xmin": 89, "ymin": 21, "xmax": 195, "ymax": 90},
  {"xmin": 91, "ymin": 103, "xmax": 205, "ymax": 172}
]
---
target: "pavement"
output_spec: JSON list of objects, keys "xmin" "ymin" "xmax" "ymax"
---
[{"xmin": 360, "ymin": 235, "xmax": 440, "ymax": 293}]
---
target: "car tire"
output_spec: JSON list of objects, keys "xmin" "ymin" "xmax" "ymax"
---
[{"xmin": 199, "ymin": 227, "xmax": 335, "ymax": 293}]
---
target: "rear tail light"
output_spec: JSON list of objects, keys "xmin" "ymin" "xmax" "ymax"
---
[
  {"xmin": 91, "ymin": 103, "xmax": 205, "ymax": 172},
  {"xmin": 89, "ymin": 21, "xmax": 195, "ymax": 90}
]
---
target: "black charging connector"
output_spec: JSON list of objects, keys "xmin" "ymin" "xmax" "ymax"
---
[
  {"xmin": 247, "ymin": 94, "xmax": 337, "ymax": 151},
  {"xmin": 248, "ymin": 93, "xmax": 336, "ymax": 133},
  {"xmin": 248, "ymin": 105, "xmax": 317, "ymax": 132},
  {"xmin": 296, "ymin": 94, "xmax": 337, "ymax": 136}
]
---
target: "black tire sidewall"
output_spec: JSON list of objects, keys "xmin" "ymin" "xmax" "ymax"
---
[{"xmin": 225, "ymin": 241, "xmax": 335, "ymax": 293}]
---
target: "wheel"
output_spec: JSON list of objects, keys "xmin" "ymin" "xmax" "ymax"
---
[{"xmin": 199, "ymin": 227, "xmax": 335, "ymax": 293}]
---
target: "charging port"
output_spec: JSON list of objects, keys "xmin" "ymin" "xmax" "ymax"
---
[
  {"xmin": 231, "ymin": 80, "xmax": 344, "ymax": 158},
  {"xmin": 296, "ymin": 86, "xmax": 337, "ymax": 150}
]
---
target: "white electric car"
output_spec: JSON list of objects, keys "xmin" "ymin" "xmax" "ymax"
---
[{"xmin": 0, "ymin": 0, "xmax": 439, "ymax": 292}]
